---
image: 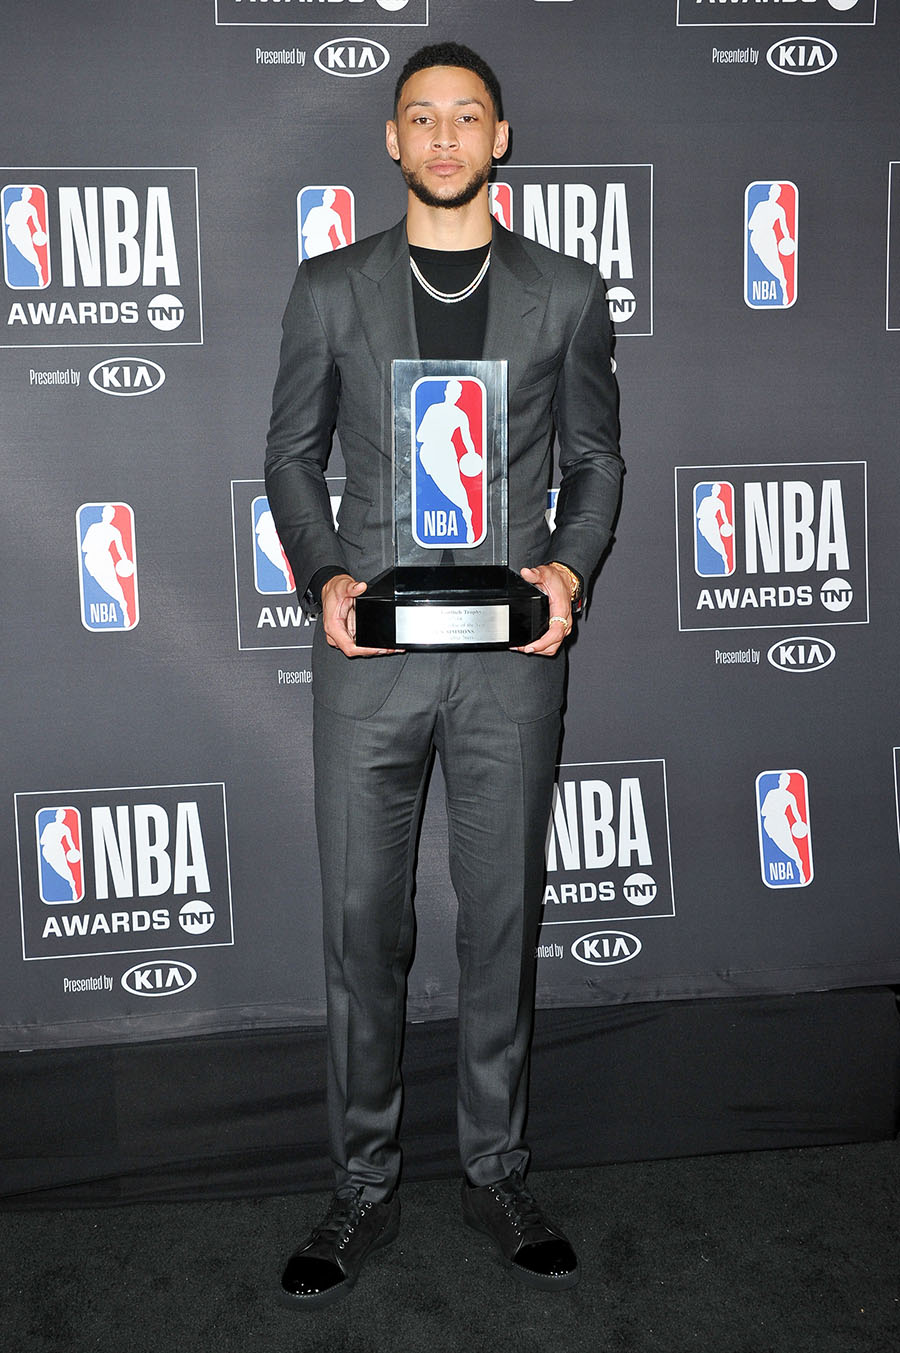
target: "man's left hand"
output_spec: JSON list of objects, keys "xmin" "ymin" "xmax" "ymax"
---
[{"xmin": 514, "ymin": 564, "xmax": 574, "ymax": 657}]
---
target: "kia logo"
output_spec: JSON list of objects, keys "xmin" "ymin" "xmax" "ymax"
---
[
  {"xmin": 89, "ymin": 357, "xmax": 165, "ymax": 396},
  {"xmin": 314, "ymin": 39, "xmax": 390, "ymax": 79},
  {"xmin": 121, "ymin": 960, "xmax": 197, "ymax": 997},
  {"xmin": 766, "ymin": 38, "xmax": 838, "ymax": 76},
  {"xmin": 571, "ymin": 931, "xmax": 641, "ymax": 966},
  {"xmin": 766, "ymin": 636, "xmax": 836, "ymax": 673}
]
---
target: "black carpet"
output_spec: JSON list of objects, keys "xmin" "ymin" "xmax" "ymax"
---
[{"xmin": 5, "ymin": 1140, "xmax": 900, "ymax": 1353}]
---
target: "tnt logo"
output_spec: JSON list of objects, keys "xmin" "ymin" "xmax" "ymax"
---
[
  {"xmin": 489, "ymin": 183, "xmax": 512, "ymax": 230},
  {"xmin": 745, "ymin": 181, "xmax": 798, "ymax": 309},
  {"xmin": 2, "ymin": 184, "xmax": 50, "ymax": 289},
  {"xmin": 252, "ymin": 496, "xmax": 295, "ymax": 594},
  {"xmin": 412, "ymin": 376, "xmax": 486, "ymax": 549},
  {"xmin": 694, "ymin": 482, "xmax": 735, "ymax": 577},
  {"xmin": 35, "ymin": 807, "xmax": 84, "ymax": 904},
  {"xmin": 298, "ymin": 187, "xmax": 354, "ymax": 261},
  {"xmin": 756, "ymin": 770, "xmax": 813, "ymax": 889},
  {"xmin": 77, "ymin": 503, "xmax": 139, "ymax": 632}
]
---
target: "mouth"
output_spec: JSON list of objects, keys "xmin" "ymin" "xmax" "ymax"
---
[{"xmin": 426, "ymin": 160, "xmax": 466, "ymax": 177}]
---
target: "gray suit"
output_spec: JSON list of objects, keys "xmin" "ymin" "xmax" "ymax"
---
[{"xmin": 265, "ymin": 219, "xmax": 622, "ymax": 1197}]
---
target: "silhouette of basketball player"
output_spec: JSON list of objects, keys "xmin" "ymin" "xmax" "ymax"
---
[
  {"xmin": 748, "ymin": 184, "xmax": 795, "ymax": 307},
  {"xmin": 5, "ymin": 187, "xmax": 47, "ymax": 286},
  {"xmin": 415, "ymin": 380, "xmax": 482, "ymax": 544},
  {"xmin": 696, "ymin": 483, "xmax": 731, "ymax": 572},
  {"xmin": 760, "ymin": 772, "xmax": 808, "ymax": 883},
  {"xmin": 81, "ymin": 505, "xmax": 135, "ymax": 628},
  {"xmin": 301, "ymin": 189, "xmax": 348, "ymax": 258},
  {"xmin": 255, "ymin": 507, "xmax": 293, "ymax": 589},
  {"xmin": 39, "ymin": 809, "xmax": 80, "ymax": 900}
]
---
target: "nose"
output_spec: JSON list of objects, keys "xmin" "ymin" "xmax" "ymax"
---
[{"xmin": 431, "ymin": 119, "xmax": 459, "ymax": 150}]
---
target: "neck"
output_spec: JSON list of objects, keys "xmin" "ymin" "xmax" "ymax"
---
[{"xmin": 405, "ymin": 190, "xmax": 494, "ymax": 250}]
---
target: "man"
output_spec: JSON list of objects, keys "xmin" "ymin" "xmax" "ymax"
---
[{"xmin": 265, "ymin": 42, "xmax": 622, "ymax": 1308}]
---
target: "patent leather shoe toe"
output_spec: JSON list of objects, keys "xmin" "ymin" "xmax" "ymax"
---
[
  {"xmin": 462, "ymin": 1170, "xmax": 579, "ymax": 1290},
  {"xmin": 279, "ymin": 1186, "xmax": 400, "ymax": 1310}
]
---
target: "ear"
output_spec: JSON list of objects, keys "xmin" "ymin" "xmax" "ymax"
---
[
  {"xmin": 492, "ymin": 120, "xmax": 510, "ymax": 160},
  {"xmin": 385, "ymin": 120, "xmax": 400, "ymax": 162}
]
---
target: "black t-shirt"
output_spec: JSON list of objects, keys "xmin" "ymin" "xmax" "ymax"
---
[{"xmin": 408, "ymin": 241, "xmax": 490, "ymax": 361}]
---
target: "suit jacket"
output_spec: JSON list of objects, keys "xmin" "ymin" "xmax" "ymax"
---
[{"xmin": 265, "ymin": 219, "xmax": 622, "ymax": 722}]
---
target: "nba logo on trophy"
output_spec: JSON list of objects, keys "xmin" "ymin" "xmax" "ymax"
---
[
  {"xmin": 35, "ymin": 807, "xmax": 84, "ymax": 904},
  {"xmin": 411, "ymin": 376, "xmax": 487, "ymax": 549},
  {"xmin": 693, "ymin": 481, "xmax": 735, "ymax": 577}
]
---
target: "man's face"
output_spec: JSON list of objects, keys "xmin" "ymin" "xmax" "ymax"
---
[{"xmin": 386, "ymin": 65, "xmax": 509, "ymax": 211}]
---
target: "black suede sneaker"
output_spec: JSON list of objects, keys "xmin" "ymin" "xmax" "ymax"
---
[
  {"xmin": 462, "ymin": 1170, "xmax": 579, "ymax": 1290},
  {"xmin": 279, "ymin": 1186, "xmax": 400, "ymax": 1309}
]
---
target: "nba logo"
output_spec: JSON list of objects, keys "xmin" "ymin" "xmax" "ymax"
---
[
  {"xmin": 546, "ymin": 487, "xmax": 559, "ymax": 533},
  {"xmin": 412, "ymin": 376, "xmax": 487, "ymax": 549},
  {"xmin": 252, "ymin": 496, "xmax": 295, "ymax": 594},
  {"xmin": 35, "ymin": 806, "xmax": 84, "ymax": 904},
  {"xmin": 693, "ymin": 481, "xmax": 735, "ymax": 577},
  {"xmin": 745, "ymin": 181, "xmax": 798, "ymax": 309},
  {"xmin": 76, "ymin": 502, "xmax": 139, "ymax": 632},
  {"xmin": 756, "ymin": 770, "xmax": 813, "ymax": 889},
  {"xmin": 2, "ymin": 183, "xmax": 50, "ymax": 289},
  {"xmin": 297, "ymin": 186, "xmax": 355, "ymax": 261},
  {"xmin": 490, "ymin": 183, "xmax": 512, "ymax": 230}
]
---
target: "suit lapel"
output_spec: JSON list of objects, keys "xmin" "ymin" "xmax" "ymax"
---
[
  {"xmin": 483, "ymin": 225, "xmax": 552, "ymax": 392},
  {"xmin": 348, "ymin": 220, "xmax": 419, "ymax": 401}
]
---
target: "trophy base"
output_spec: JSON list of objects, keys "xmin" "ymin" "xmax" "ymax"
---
[{"xmin": 355, "ymin": 566, "xmax": 550, "ymax": 651}]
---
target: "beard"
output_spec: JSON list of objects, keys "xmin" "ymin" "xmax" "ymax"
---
[{"xmin": 400, "ymin": 158, "xmax": 492, "ymax": 210}]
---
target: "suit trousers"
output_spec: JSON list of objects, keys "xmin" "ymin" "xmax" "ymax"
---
[{"xmin": 313, "ymin": 650, "xmax": 561, "ymax": 1201}]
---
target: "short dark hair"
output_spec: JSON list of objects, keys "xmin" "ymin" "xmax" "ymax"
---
[{"xmin": 393, "ymin": 43, "xmax": 503, "ymax": 120}]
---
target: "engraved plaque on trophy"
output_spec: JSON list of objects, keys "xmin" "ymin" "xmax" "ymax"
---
[{"xmin": 354, "ymin": 359, "xmax": 549, "ymax": 650}]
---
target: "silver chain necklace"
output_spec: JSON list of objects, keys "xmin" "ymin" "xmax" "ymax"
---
[{"xmin": 409, "ymin": 249, "xmax": 491, "ymax": 305}]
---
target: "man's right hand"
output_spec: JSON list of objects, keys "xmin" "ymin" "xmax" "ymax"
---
[{"xmin": 320, "ymin": 573, "xmax": 402, "ymax": 658}]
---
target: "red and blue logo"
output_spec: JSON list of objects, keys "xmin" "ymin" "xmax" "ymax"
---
[
  {"xmin": 756, "ymin": 769, "xmax": 813, "ymax": 889},
  {"xmin": 252, "ymin": 495, "xmax": 295, "ymax": 594},
  {"xmin": 35, "ymin": 806, "xmax": 84, "ymax": 904},
  {"xmin": 490, "ymin": 183, "xmax": 512, "ymax": 231},
  {"xmin": 76, "ymin": 502, "xmax": 139, "ymax": 632},
  {"xmin": 297, "ymin": 186, "xmax": 355, "ymax": 261},
  {"xmin": 2, "ymin": 183, "xmax": 50, "ymax": 289},
  {"xmin": 412, "ymin": 376, "xmax": 487, "ymax": 550},
  {"xmin": 693, "ymin": 481, "xmax": 735, "ymax": 577},
  {"xmin": 745, "ymin": 181, "xmax": 798, "ymax": 309}
]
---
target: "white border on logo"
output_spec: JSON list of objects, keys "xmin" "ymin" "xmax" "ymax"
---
[
  {"xmin": 215, "ymin": 0, "xmax": 429, "ymax": 25},
  {"xmin": 676, "ymin": 0, "xmax": 876, "ymax": 26},
  {"xmin": 0, "ymin": 166, "xmax": 203, "ymax": 349},
  {"xmin": 231, "ymin": 477, "xmax": 344, "ymax": 651},
  {"xmin": 15, "ymin": 782, "xmax": 234, "ymax": 962},
  {"xmin": 541, "ymin": 758, "xmax": 676, "ymax": 926},
  {"xmin": 887, "ymin": 163, "xmax": 900, "ymax": 331},
  {"xmin": 674, "ymin": 460, "xmax": 870, "ymax": 633}
]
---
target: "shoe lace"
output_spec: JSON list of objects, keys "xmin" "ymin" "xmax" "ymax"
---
[
  {"xmin": 310, "ymin": 1187, "xmax": 370, "ymax": 1248},
  {"xmin": 490, "ymin": 1170, "xmax": 544, "ymax": 1234}
]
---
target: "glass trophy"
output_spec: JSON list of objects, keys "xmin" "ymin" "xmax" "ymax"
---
[{"xmin": 354, "ymin": 359, "xmax": 549, "ymax": 650}]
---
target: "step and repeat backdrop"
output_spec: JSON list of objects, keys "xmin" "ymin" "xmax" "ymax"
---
[{"xmin": 3, "ymin": 0, "xmax": 900, "ymax": 1049}]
